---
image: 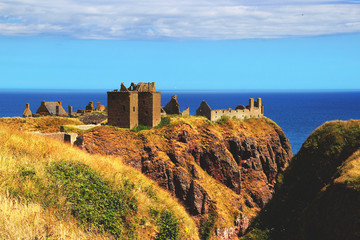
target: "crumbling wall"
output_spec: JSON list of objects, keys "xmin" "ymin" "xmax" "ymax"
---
[
  {"xmin": 197, "ymin": 98, "xmax": 263, "ymax": 121},
  {"xmin": 164, "ymin": 95, "xmax": 180, "ymax": 114}
]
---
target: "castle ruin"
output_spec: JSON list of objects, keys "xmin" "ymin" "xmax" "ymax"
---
[
  {"xmin": 36, "ymin": 101, "xmax": 66, "ymax": 116},
  {"xmin": 107, "ymin": 82, "xmax": 161, "ymax": 128},
  {"xmin": 196, "ymin": 98, "xmax": 263, "ymax": 121}
]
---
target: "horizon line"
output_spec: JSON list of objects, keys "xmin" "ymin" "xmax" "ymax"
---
[{"xmin": 1, "ymin": 88, "xmax": 360, "ymax": 93}]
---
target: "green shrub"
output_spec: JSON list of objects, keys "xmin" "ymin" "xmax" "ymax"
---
[
  {"xmin": 48, "ymin": 161, "xmax": 137, "ymax": 238},
  {"xmin": 150, "ymin": 208, "xmax": 180, "ymax": 240},
  {"xmin": 199, "ymin": 211, "xmax": 218, "ymax": 240},
  {"xmin": 240, "ymin": 228, "xmax": 271, "ymax": 240},
  {"xmin": 216, "ymin": 115, "xmax": 230, "ymax": 124},
  {"xmin": 14, "ymin": 166, "xmax": 44, "ymax": 200},
  {"xmin": 156, "ymin": 117, "xmax": 171, "ymax": 128},
  {"xmin": 19, "ymin": 167, "xmax": 36, "ymax": 179},
  {"xmin": 131, "ymin": 125, "xmax": 152, "ymax": 132},
  {"xmin": 156, "ymin": 210, "xmax": 180, "ymax": 240}
]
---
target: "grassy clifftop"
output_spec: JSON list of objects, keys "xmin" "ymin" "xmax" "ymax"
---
[
  {"xmin": 0, "ymin": 122, "xmax": 199, "ymax": 239},
  {"xmin": 244, "ymin": 119, "xmax": 360, "ymax": 240},
  {"xmin": 0, "ymin": 116, "xmax": 83, "ymax": 133},
  {"xmin": 300, "ymin": 149, "xmax": 360, "ymax": 240}
]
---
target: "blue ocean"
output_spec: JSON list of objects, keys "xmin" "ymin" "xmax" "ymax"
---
[{"xmin": 1, "ymin": 90, "xmax": 360, "ymax": 153}]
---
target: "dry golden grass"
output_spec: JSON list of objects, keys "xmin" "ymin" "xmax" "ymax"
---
[
  {"xmin": 0, "ymin": 122, "xmax": 199, "ymax": 239},
  {"xmin": 0, "ymin": 116, "xmax": 83, "ymax": 133},
  {"xmin": 0, "ymin": 193, "xmax": 110, "ymax": 240},
  {"xmin": 334, "ymin": 149, "xmax": 360, "ymax": 188}
]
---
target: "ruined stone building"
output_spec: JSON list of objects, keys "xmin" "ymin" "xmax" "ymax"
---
[
  {"xmin": 36, "ymin": 101, "xmax": 67, "ymax": 116},
  {"xmin": 23, "ymin": 103, "xmax": 32, "ymax": 117},
  {"xmin": 164, "ymin": 95, "xmax": 180, "ymax": 114},
  {"xmin": 163, "ymin": 95, "xmax": 190, "ymax": 116},
  {"xmin": 107, "ymin": 82, "xmax": 161, "ymax": 128},
  {"xmin": 84, "ymin": 101, "xmax": 105, "ymax": 112},
  {"xmin": 196, "ymin": 98, "xmax": 264, "ymax": 121}
]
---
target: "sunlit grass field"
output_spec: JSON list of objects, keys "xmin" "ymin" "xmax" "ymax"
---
[{"xmin": 0, "ymin": 122, "xmax": 199, "ymax": 239}]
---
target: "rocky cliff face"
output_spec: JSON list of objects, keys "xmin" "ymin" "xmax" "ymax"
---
[{"xmin": 75, "ymin": 116, "xmax": 292, "ymax": 239}]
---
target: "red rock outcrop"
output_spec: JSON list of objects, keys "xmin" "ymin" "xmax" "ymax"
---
[{"xmin": 75, "ymin": 116, "xmax": 292, "ymax": 238}]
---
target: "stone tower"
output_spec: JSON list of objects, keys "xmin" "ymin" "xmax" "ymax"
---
[{"xmin": 107, "ymin": 82, "xmax": 161, "ymax": 128}]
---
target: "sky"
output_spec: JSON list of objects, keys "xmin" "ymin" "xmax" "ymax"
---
[{"xmin": 0, "ymin": 0, "xmax": 360, "ymax": 90}]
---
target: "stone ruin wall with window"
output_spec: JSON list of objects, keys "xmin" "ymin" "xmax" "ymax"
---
[{"xmin": 196, "ymin": 98, "xmax": 264, "ymax": 122}]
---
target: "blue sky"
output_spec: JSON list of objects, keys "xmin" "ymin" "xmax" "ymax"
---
[{"xmin": 0, "ymin": 0, "xmax": 360, "ymax": 90}]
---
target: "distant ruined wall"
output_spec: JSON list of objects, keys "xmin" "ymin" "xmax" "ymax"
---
[
  {"xmin": 196, "ymin": 101, "xmax": 212, "ymax": 120},
  {"xmin": 210, "ymin": 107, "xmax": 262, "ymax": 121},
  {"xmin": 197, "ymin": 98, "xmax": 263, "ymax": 121},
  {"xmin": 36, "ymin": 101, "xmax": 50, "ymax": 116}
]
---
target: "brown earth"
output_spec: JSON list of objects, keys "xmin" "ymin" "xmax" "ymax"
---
[{"xmin": 75, "ymin": 116, "xmax": 292, "ymax": 239}]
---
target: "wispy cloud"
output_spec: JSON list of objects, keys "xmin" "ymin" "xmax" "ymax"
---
[{"xmin": 0, "ymin": 0, "xmax": 359, "ymax": 39}]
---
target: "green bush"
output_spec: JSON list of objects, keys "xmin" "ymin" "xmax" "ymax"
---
[
  {"xmin": 199, "ymin": 211, "xmax": 218, "ymax": 240},
  {"xmin": 156, "ymin": 210, "xmax": 180, "ymax": 240},
  {"xmin": 48, "ymin": 161, "xmax": 137, "ymax": 238},
  {"xmin": 156, "ymin": 117, "xmax": 171, "ymax": 128},
  {"xmin": 131, "ymin": 125, "xmax": 152, "ymax": 132},
  {"xmin": 150, "ymin": 208, "xmax": 180, "ymax": 240},
  {"xmin": 240, "ymin": 228, "xmax": 271, "ymax": 240},
  {"xmin": 216, "ymin": 115, "xmax": 230, "ymax": 124}
]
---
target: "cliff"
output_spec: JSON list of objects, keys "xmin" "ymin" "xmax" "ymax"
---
[
  {"xmin": 244, "ymin": 119, "xmax": 360, "ymax": 240},
  {"xmin": 75, "ymin": 116, "xmax": 292, "ymax": 239}
]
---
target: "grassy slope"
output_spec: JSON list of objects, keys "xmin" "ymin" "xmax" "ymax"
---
[
  {"xmin": 0, "ymin": 122, "xmax": 199, "ymax": 240},
  {"xmin": 0, "ymin": 116, "xmax": 83, "ymax": 133},
  {"xmin": 242, "ymin": 120, "xmax": 360, "ymax": 240},
  {"xmin": 299, "ymin": 149, "xmax": 360, "ymax": 240}
]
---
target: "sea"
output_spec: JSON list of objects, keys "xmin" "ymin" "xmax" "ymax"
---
[{"xmin": 1, "ymin": 90, "xmax": 360, "ymax": 154}]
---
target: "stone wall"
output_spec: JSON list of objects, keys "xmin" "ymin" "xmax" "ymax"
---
[
  {"xmin": 197, "ymin": 98, "xmax": 264, "ymax": 121},
  {"xmin": 210, "ymin": 107, "xmax": 262, "ymax": 121},
  {"xmin": 108, "ymin": 91, "xmax": 139, "ymax": 128},
  {"xmin": 107, "ymin": 82, "xmax": 161, "ymax": 128}
]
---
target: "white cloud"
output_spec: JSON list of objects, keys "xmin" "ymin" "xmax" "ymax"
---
[{"xmin": 0, "ymin": 0, "xmax": 359, "ymax": 39}]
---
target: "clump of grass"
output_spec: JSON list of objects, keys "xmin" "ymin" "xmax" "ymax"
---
[
  {"xmin": 48, "ymin": 161, "xmax": 137, "ymax": 238},
  {"xmin": 0, "ymin": 116, "xmax": 83, "ymax": 133},
  {"xmin": 131, "ymin": 125, "xmax": 152, "ymax": 132},
  {"xmin": 199, "ymin": 210, "xmax": 218, "ymax": 240},
  {"xmin": 215, "ymin": 115, "xmax": 230, "ymax": 124},
  {"xmin": 240, "ymin": 228, "xmax": 271, "ymax": 240},
  {"xmin": 0, "ymin": 193, "xmax": 108, "ymax": 240},
  {"xmin": 150, "ymin": 208, "xmax": 180, "ymax": 240},
  {"xmin": 156, "ymin": 117, "xmax": 171, "ymax": 128}
]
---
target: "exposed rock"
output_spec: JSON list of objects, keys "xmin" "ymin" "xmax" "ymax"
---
[
  {"xmin": 75, "ymin": 117, "xmax": 292, "ymax": 238},
  {"xmin": 79, "ymin": 113, "xmax": 107, "ymax": 125}
]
